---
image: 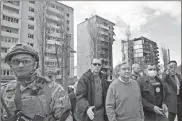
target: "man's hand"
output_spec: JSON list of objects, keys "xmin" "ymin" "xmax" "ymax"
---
[
  {"xmin": 86, "ymin": 106, "xmax": 95, "ymax": 120},
  {"xmin": 162, "ymin": 104, "xmax": 168, "ymax": 113},
  {"xmin": 153, "ymin": 106, "xmax": 164, "ymax": 115}
]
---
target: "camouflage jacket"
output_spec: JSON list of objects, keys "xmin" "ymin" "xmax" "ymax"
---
[{"xmin": 1, "ymin": 73, "xmax": 72, "ymax": 121}]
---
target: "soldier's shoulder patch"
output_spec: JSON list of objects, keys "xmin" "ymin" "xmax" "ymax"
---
[{"xmin": 55, "ymin": 89, "xmax": 66, "ymax": 98}]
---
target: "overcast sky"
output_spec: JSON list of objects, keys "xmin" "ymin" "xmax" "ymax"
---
[{"xmin": 60, "ymin": 1, "xmax": 181, "ymax": 68}]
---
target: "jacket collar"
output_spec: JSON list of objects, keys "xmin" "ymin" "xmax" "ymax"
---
[
  {"xmin": 144, "ymin": 76, "xmax": 163, "ymax": 85},
  {"xmin": 83, "ymin": 69, "xmax": 105, "ymax": 81}
]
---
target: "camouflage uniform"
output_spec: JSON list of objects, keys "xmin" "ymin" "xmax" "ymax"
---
[
  {"xmin": 1, "ymin": 73, "xmax": 73, "ymax": 121},
  {"xmin": 1, "ymin": 43, "xmax": 72, "ymax": 121}
]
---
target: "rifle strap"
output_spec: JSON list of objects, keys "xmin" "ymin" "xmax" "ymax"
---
[{"xmin": 14, "ymin": 83, "xmax": 22, "ymax": 111}]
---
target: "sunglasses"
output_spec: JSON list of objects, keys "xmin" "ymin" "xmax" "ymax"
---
[
  {"xmin": 148, "ymin": 68, "xmax": 156, "ymax": 71},
  {"xmin": 121, "ymin": 67, "xmax": 130, "ymax": 71},
  {"xmin": 10, "ymin": 58, "xmax": 35, "ymax": 67},
  {"xmin": 92, "ymin": 63, "xmax": 101, "ymax": 66}
]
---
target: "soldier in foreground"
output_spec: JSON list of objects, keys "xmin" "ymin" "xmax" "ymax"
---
[{"xmin": 1, "ymin": 43, "xmax": 72, "ymax": 121}]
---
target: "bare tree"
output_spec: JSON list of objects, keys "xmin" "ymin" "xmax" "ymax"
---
[
  {"xmin": 35, "ymin": 2, "xmax": 53, "ymax": 76},
  {"xmin": 55, "ymin": 42, "xmax": 61, "ymax": 68},
  {"xmin": 125, "ymin": 25, "xmax": 134, "ymax": 68},
  {"xmin": 52, "ymin": 15, "xmax": 72, "ymax": 90},
  {"xmin": 161, "ymin": 47, "xmax": 169, "ymax": 69},
  {"xmin": 87, "ymin": 14, "xmax": 101, "ymax": 59},
  {"xmin": 35, "ymin": 1, "xmax": 71, "ymax": 90}
]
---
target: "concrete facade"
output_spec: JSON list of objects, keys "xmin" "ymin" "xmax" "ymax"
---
[
  {"xmin": 0, "ymin": 1, "xmax": 74, "ymax": 77},
  {"xmin": 121, "ymin": 36, "xmax": 160, "ymax": 66},
  {"xmin": 77, "ymin": 15, "xmax": 115, "ymax": 78}
]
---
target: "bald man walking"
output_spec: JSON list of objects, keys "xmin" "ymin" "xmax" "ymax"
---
[{"xmin": 131, "ymin": 63, "xmax": 141, "ymax": 81}]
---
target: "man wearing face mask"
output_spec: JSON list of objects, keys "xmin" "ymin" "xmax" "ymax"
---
[
  {"xmin": 138, "ymin": 64, "xmax": 170, "ymax": 121},
  {"xmin": 1, "ymin": 44, "xmax": 72, "ymax": 121},
  {"xmin": 162, "ymin": 60, "xmax": 182, "ymax": 121}
]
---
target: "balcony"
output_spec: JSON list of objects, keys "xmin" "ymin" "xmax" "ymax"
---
[
  {"xmin": 28, "ymin": 2, "xmax": 35, "ymax": 8},
  {"xmin": 46, "ymin": 14, "xmax": 60, "ymax": 22},
  {"xmin": 1, "ymin": 63, "xmax": 10, "ymax": 69},
  {"xmin": 1, "ymin": 52, "xmax": 7, "ymax": 59},
  {"xmin": 98, "ymin": 24, "xmax": 109, "ymax": 30},
  {"xmin": 47, "ymin": 6, "xmax": 60, "ymax": 14},
  {"xmin": 2, "ymin": 20, "xmax": 19, "ymax": 29},
  {"xmin": 98, "ymin": 51, "xmax": 107, "ymax": 55},
  {"xmin": 98, "ymin": 37, "xmax": 109, "ymax": 42},
  {"xmin": 2, "ymin": 10, "xmax": 20, "ymax": 19},
  {"xmin": 1, "ymin": 42, "xmax": 14, "ymax": 49},
  {"xmin": 27, "ymin": 20, "xmax": 35, "ymax": 26},
  {"xmin": 46, "ymin": 47, "xmax": 56, "ymax": 53},
  {"xmin": 154, "ymin": 46, "xmax": 159, "ymax": 49},
  {"xmin": 47, "ymin": 23, "xmax": 59, "ymax": 30},
  {"xmin": 45, "ymin": 56, "xmax": 57, "ymax": 61},
  {"xmin": 156, "ymin": 53, "xmax": 159, "ymax": 56},
  {"xmin": 50, "ymin": 32, "xmax": 62, "ymax": 38},
  {"xmin": 28, "ymin": 11, "xmax": 35, "ymax": 17},
  {"xmin": 154, "ymin": 49, "xmax": 159, "ymax": 53},
  {"xmin": 3, "ymin": 2, "xmax": 20, "ymax": 9},
  {"xmin": 101, "ymin": 45, "xmax": 108, "ymax": 49},
  {"xmin": 99, "ymin": 31, "xmax": 109, "ymax": 36},
  {"xmin": 2, "ymin": 31, "xmax": 19, "ymax": 38},
  {"xmin": 143, "ymin": 50, "xmax": 150, "ymax": 54}
]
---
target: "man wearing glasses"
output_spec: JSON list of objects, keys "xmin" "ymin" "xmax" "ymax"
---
[
  {"xmin": 75, "ymin": 58, "xmax": 110, "ymax": 121},
  {"xmin": 162, "ymin": 60, "xmax": 182, "ymax": 121},
  {"xmin": 1, "ymin": 44, "xmax": 72, "ymax": 121},
  {"xmin": 106, "ymin": 62, "xmax": 144, "ymax": 121},
  {"xmin": 138, "ymin": 64, "xmax": 170, "ymax": 121}
]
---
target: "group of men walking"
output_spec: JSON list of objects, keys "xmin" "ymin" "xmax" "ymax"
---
[
  {"xmin": 75, "ymin": 58, "xmax": 182, "ymax": 121},
  {"xmin": 1, "ymin": 43, "xmax": 182, "ymax": 121}
]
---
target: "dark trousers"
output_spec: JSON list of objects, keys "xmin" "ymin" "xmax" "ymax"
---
[
  {"xmin": 168, "ymin": 96, "xmax": 182, "ymax": 121},
  {"xmin": 145, "ymin": 115, "xmax": 168, "ymax": 121},
  {"xmin": 168, "ymin": 109, "xmax": 182, "ymax": 121},
  {"xmin": 168, "ymin": 112, "xmax": 176, "ymax": 121}
]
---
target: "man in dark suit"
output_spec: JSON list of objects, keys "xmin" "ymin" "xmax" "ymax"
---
[
  {"xmin": 162, "ymin": 60, "xmax": 182, "ymax": 121},
  {"xmin": 74, "ymin": 58, "xmax": 110, "ymax": 121}
]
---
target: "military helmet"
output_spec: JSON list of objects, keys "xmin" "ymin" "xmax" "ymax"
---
[{"xmin": 5, "ymin": 43, "xmax": 39, "ymax": 68}]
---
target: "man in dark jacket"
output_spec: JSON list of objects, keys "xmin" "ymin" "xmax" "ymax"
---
[
  {"xmin": 74, "ymin": 58, "xmax": 110, "ymax": 121},
  {"xmin": 162, "ymin": 60, "xmax": 181, "ymax": 121},
  {"xmin": 131, "ymin": 63, "xmax": 141, "ymax": 81},
  {"xmin": 138, "ymin": 64, "xmax": 170, "ymax": 121},
  {"xmin": 179, "ymin": 82, "xmax": 182, "ymax": 121}
]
